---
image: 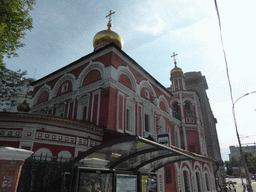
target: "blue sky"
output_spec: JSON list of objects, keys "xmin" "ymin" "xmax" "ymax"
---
[{"xmin": 4, "ymin": 0, "xmax": 256, "ymax": 161}]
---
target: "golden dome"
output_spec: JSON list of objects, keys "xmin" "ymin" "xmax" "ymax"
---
[
  {"xmin": 171, "ymin": 66, "xmax": 184, "ymax": 76},
  {"xmin": 17, "ymin": 100, "xmax": 30, "ymax": 112},
  {"xmin": 93, "ymin": 22, "xmax": 123, "ymax": 50}
]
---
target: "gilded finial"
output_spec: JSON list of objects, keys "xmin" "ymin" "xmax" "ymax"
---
[
  {"xmin": 170, "ymin": 52, "xmax": 184, "ymax": 76},
  {"xmin": 106, "ymin": 10, "xmax": 115, "ymax": 30},
  {"xmin": 171, "ymin": 52, "xmax": 178, "ymax": 67}
]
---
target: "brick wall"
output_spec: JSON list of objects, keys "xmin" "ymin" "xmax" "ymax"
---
[
  {"xmin": 0, "ymin": 160, "xmax": 23, "ymax": 192},
  {"xmin": 0, "ymin": 147, "xmax": 33, "ymax": 192}
]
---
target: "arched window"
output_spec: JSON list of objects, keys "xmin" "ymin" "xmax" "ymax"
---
[
  {"xmin": 205, "ymin": 173, "xmax": 210, "ymax": 191},
  {"xmin": 183, "ymin": 170, "xmax": 191, "ymax": 192},
  {"xmin": 174, "ymin": 127, "xmax": 180, "ymax": 148},
  {"xmin": 57, "ymin": 150, "xmax": 72, "ymax": 162},
  {"xmin": 55, "ymin": 103, "xmax": 66, "ymax": 117},
  {"xmin": 34, "ymin": 148, "xmax": 52, "ymax": 161},
  {"xmin": 172, "ymin": 102, "xmax": 180, "ymax": 119},
  {"xmin": 196, "ymin": 172, "xmax": 202, "ymax": 192},
  {"xmin": 185, "ymin": 101, "xmax": 193, "ymax": 117}
]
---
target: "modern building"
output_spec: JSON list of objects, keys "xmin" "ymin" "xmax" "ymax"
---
[
  {"xmin": 0, "ymin": 12, "xmax": 224, "ymax": 191},
  {"xmin": 229, "ymin": 144, "xmax": 256, "ymax": 160}
]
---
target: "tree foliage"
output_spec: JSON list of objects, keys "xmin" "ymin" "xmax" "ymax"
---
[
  {"xmin": 0, "ymin": 0, "xmax": 35, "ymax": 66},
  {"xmin": 224, "ymin": 156, "xmax": 240, "ymax": 175},
  {"xmin": 0, "ymin": 65, "xmax": 27, "ymax": 111},
  {"xmin": 247, "ymin": 153, "xmax": 256, "ymax": 172}
]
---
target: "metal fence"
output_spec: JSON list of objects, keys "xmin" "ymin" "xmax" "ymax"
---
[{"xmin": 17, "ymin": 155, "xmax": 71, "ymax": 192}]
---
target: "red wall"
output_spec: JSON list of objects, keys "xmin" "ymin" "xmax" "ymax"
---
[
  {"xmin": 186, "ymin": 129, "xmax": 200, "ymax": 154},
  {"xmin": 0, "ymin": 141, "xmax": 19, "ymax": 148},
  {"xmin": 164, "ymin": 165, "xmax": 177, "ymax": 191},
  {"xmin": 37, "ymin": 91, "xmax": 49, "ymax": 104},
  {"xmin": 82, "ymin": 69, "xmax": 101, "ymax": 86},
  {"xmin": 107, "ymin": 87, "xmax": 118, "ymax": 131},
  {"xmin": 118, "ymin": 74, "xmax": 132, "ymax": 89},
  {"xmin": 56, "ymin": 80, "xmax": 72, "ymax": 96},
  {"xmin": 99, "ymin": 88, "xmax": 109, "ymax": 128}
]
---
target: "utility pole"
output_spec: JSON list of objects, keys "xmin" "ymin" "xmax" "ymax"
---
[{"xmin": 232, "ymin": 91, "xmax": 256, "ymax": 192}]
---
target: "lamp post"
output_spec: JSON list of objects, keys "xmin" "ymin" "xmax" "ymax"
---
[
  {"xmin": 232, "ymin": 91, "xmax": 256, "ymax": 192},
  {"xmin": 238, "ymin": 135, "xmax": 249, "ymax": 188}
]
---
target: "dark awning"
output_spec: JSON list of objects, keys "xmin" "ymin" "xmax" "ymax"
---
[{"xmin": 64, "ymin": 135, "xmax": 216, "ymax": 173}]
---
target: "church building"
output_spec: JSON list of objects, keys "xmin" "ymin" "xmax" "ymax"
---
[{"xmin": 0, "ymin": 11, "xmax": 224, "ymax": 192}]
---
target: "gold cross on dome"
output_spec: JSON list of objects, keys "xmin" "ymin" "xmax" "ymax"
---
[
  {"xmin": 171, "ymin": 52, "xmax": 178, "ymax": 67},
  {"xmin": 106, "ymin": 10, "xmax": 115, "ymax": 23}
]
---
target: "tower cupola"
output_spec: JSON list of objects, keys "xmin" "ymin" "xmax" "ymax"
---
[
  {"xmin": 93, "ymin": 10, "xmax": 123, "ymax": 50},
  {"xmin": 170, "ymin": 52, "xmax": 186, "ymax": 92}
]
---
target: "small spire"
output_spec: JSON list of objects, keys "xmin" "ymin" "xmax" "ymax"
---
[
  {"xmin": 106, "ymin": 10, "xmax": 115, "ymax": 30},
  {"xmin": 171, "ymin": 52, "xmax": 178, "ymax": 67}
]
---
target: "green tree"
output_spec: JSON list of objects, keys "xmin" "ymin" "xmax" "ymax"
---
[
  {"xmin": 0, "ymin": 65, "xmax": 27, "ymax": 111},
  {"xmin": 247, "ymin": 153, "xmax": 256, "ymax": 172},
  {"xmin": 224, "ymin": 160, "xmax": 232, "ymax": 175},
  {"xmin": 0, "ymin": 0, "xmax": 35, "ymax": 66},
  {"xmin": 224, "ymin": 157, "xmax": 240, "ymax": 175}
]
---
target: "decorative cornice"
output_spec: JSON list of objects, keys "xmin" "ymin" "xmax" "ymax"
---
[{"xmin": 0, "ymin": 112, "xmax": 104, "ymax": 133}]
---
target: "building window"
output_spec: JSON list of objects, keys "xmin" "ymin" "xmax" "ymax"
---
[
  {"xmin": 48, "ymin": 109, "xmax": 52, "ymax": 115},
  {"xmin": 34, "ymin": 148, "xmax": 52, "ymax": 161},
  {"xmin": 205, "ymin": 173, "xmax": 210, "ymax": 191},
  {"xmin": 61, "ymin": 83, "xmax": 69, "ymax": 93},
  {"xmin": 166, "ymin": 166, "xmax": 172, "ymax": 183},
  {"xmin": 77, "ymin": 96, "xmax": 89, "ymax": 121},
  {"xmin": 172, "ymin": 102, "xmax": 180, "ymax": 119},
  {"xmin": 145, "ymin": 89, "xmax": 150, "ymax": 99},
  {"xmin": 125, "ymin": 98, "xmax": 135, "ymax": 134},
  {"xmin": 158, "ymin": 117, "xmax": 165, "ymax": 134},
  {"xmin": 174, "ymin": 128, "xmax": 180, "ymax": 148},
  {"xmin": 126, "ymin": 108, "xmax": 132, "ymax": 132},
  {"xmin": 57, "ymin": 150, "xmax": 72, "ymax": 162},
  {"xmin": 196, "ymin": 172, "xmax": 202, "ymax": 192},
  {"xmin": 83, "ymin": 106, "xmax": 88, "ymax": 121},
  {"xmin": 145, "ymin": 114, "xmax": 150, "ymax": 132},
  {"xmin": 185, "ymin": 101, "xmax": 193, "ymax": 117},
  {"xmin": 183, "ymin": 170, "xmax": 191, "ymax": 192},
  {"xmin": 55, "ymin": 103, "xmax": 65, "ymax": 117}
]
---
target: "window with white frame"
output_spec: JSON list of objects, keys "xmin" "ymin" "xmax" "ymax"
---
[
  {"xmin": 77, "ymin": 96, "xmax": 90, "ymax": 121},
  {"xmin": 34, "ymin": 148, "xmax": 52, "ymax": 161},
  {"xmin": 185, "ymin": 100, "xmax": 193, "ymax": 117},
  {"xmin": 61, "ymin": 82, "xmax": 69, "ymax": 93},
  {"xmin": 174, "ymin": 127, "xmax": 181, "ymax": 148},
  {"xmin": 145, "ymin": 89, "xmax": 150, "ymax": 99},
  {"xmin": 196, "ymin": 172, "xmax": 202, "ymax": 192},
  {"xmin": 183, "ymin": 169, "xmax": 191, "ymax": 192},
  {"xmin": 145, "ymin": 114, "xmax": 150, "ymax": 133},
  {"xmin": 172, "ymin": 101, "xmax": 180, "ymax": 119},
  {"xmin": 57, "ymin": 150, "xmax": 72, "ymax": 162},
  {"xmin": 158, "ymin": 117, "xmax": 165, "ymax": 134},
  {"xmin": 126, "ymin": 107, "xmax": 132, "ymax": 132},
  {"xmin": 205, "ymin": 172, "xmax": 210, "ymax": 191},
  {"xmin": 55, "ymin": 103, "xmax": 65, "ymax": 117},
  {"xmin": 125, "ymin": 98, "xmax": 135, "ymax": 134}
]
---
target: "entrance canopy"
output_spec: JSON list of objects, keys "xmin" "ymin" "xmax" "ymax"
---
[{"xmin": 65, "ymin": 135, "xmax": 214, "ymax": 173}]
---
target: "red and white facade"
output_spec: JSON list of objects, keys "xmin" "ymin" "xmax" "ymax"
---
[{"xmin": 0, "ymin": 43, "xmax": 217, "ymax": 191}]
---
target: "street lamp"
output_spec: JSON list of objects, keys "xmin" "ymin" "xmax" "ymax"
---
[{"xmin": 232, "ymin": 91, "xmax": 256, "ymax": 192}]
